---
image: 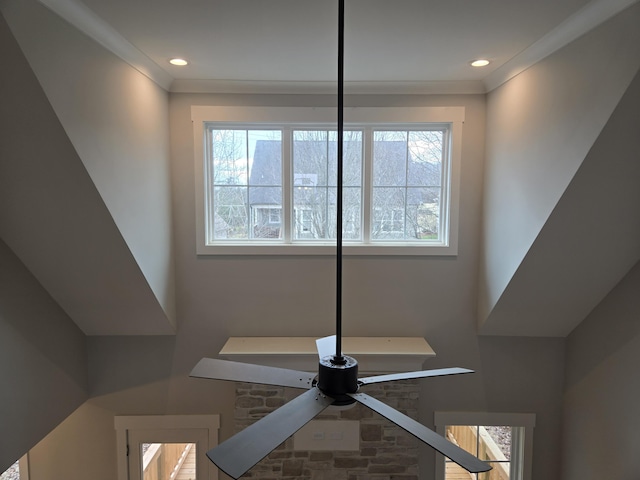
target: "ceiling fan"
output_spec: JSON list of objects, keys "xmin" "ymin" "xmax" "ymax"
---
[{"xmin": 190, "ymin": 1, "xmax": 491, "ymax": 478}]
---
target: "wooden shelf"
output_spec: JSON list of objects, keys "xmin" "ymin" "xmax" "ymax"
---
[{"xmin": 219, "ymin": 337, "xmax": 435, "ymax": 372}]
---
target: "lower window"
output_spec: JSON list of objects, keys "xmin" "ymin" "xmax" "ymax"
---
[
  {"xmin": 115, "ymin": 415, "xmax": 220, "ymax": 480},
  {"xmin": 139, "ymin": 442, "xmax": 196, "ymax": 480},
  {"xmin": 434, "ymin": 412, "xmax": 535, "ymax": 480}
]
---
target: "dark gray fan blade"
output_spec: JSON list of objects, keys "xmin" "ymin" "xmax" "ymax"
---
[
  {"xmin": 315, "ymin": 335, "xmax": 336, "ymax": 359},
  {"xmin": 190, "ymin": 358, "xmax": 315, "ymax": 389},
  {"xmin": 208, "ymin": 387, "xmax": 334, "ymax": 479},
  {"xmin": 348, "ymin": 392, "xmax": 491, "ymax": 474},
  {"xmin": 358, "ymin": 367, "xmax": 473, "ymax": 385}
]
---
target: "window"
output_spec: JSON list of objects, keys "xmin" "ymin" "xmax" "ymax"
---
[
  {"xmin": 372, "ymin": 130, "xmax": 443, "ymax": 241},
  {"xmin": 193, "ymin": 107, "xmax": 463, "ymax": 255},
  {"xmin": 115, "ymin": 415, "xmax": 220, "ymax": 480},
  {"xmin": 434, "ymin": 412, "xmax": 535, "ymax": 480}
]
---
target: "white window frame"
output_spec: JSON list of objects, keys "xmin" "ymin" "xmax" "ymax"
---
[
  {"xmin": 434, "ymin": 412, "xmax": 535, "ymax": 480},
  {"xmin": 114, "ymin": 415, "xmax": 220, "ymax": 480},
  {"xmin": 192, "ymin": 106, "xmax": 463, "ymax": 255}
]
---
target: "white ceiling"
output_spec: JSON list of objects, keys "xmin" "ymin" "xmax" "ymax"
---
[{"xmin": 38, "ymin": 0, "xmax": 637, "ymax": 93}]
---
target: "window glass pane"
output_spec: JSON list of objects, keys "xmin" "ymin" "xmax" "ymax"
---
[
  {"xmin": 479, "ymin": 462, "xmax": 511, "ymax": 480},
  {"xmin": 211, "ymin": 130, "xmax": 247, "ymax": 185},
  {"xmin": 479, "ymin": 426, "xmax": 512, "ymax": 461},
  {"xmin": 142, "ymin": 443, "xmax": 196, "ymax": 480},
  {"xmin": 445, "ymin": 425, "xmax": 478, "ymax": 456},
  {"xmin": 249, "ymin": 188, "xmax": 282, "ymax": 239},
  {"xmin": 342, "ymin": 186, "xmax": 361, "ymax": 240},
  {"xmin": 213, "ymin": 186, "xmax": 248, "ymax": 239},
  {"xmin": 0, "ymin": 460, "xmax": 19, "ymax": 480},
  {"xmin": 372, "ymin": 188, "xmax": 405, "ymax": 239},
  {"xmin": 294, "ymin": 130, "xmax": 329, "ymax": 186},
  {"xmin": 406, "ymin": 187, "xmax": 440, "ymax": 239},
  {"xmin": 294, "ymin": 188, "xmax": 327, "ymax": 239},
  {"xmin": 407, "ymin": 130, "xmax": 443, "ymax": 187},
  {"xmin": 373, "ymin": 131, "xmax": 407, "ymax": 187},
  {"xmin": 328, "ymin": 130, "xmax": 362, "ymax": 187},
  {"xmin": 444, "ymin": 461, "xmax": 474, "ymax": 480},
  {"xmin": 293, "ymin": 130, "xmax": 362, "ymax": 241}
]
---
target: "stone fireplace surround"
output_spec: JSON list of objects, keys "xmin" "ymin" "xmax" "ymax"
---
[{"xmin": 234, "ymin": 378, "xmax": 420, "ymax": 480}]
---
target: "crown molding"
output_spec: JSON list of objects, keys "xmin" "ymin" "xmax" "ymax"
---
[
  {"xmin": 169, "ymin": 79, "xmax": 486, "ymax": 95},
  {"xmin": 483, "ymin": 0, "xmax": 640, "ymax": 92},
  {"xmin": 37, "ymin": 0, "xmax": 173, "ymax": 90},
  {"xmin": 38, "ymin": 0, "xmax": 639, "ymax": 95}
]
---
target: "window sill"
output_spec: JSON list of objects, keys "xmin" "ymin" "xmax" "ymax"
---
[{"xmin": 197, "ymin": 242, "xmax": 457, "ymax": 256}]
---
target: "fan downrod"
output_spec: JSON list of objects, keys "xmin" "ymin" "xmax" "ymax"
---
[{"xmin": 316, "ymin": 355, "xmax": 359, "ymax": 405}]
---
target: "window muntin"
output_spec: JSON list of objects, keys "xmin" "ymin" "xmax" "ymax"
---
[{"xmin": 193, "ymin": 106, "xmax": 464, "ymax": 255}]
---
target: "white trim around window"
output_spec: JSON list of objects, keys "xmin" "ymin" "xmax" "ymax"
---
[
  {"xmin": 114, "ymin": 414, "xmax": 220, "ymax": 480},
  {"xmin": 434, "ymin": 412, "xmax": 535, "ymax": 480},
  {"xmin": 192, "ymin": 106, "xmax": 464, "ymax": 255}
]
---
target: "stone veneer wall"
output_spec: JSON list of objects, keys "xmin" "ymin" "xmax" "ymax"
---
[{"xmin": 235, "ymin": 379, "xmax": 419, "ymax": 480}]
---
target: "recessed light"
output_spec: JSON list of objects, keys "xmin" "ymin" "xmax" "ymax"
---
[
  {"xmin": 470, "ymin": 59, "xmax": 490, "ymax": 67},
  {"xmin": 169, "ymin": 58, "xmax": 188, "ymax": 66}
]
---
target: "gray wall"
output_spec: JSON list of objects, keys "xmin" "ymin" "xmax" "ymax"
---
[
  {"xmin": 0, "ymin": 239, "xmax": 88, "ymax": 472},
  {"xmin": 27, "ymin": 402, "xmax": 117, "ymax": 480},
  {"xmin": 562, "ymin": 260, "xmax": 640, "ymax": 479}
]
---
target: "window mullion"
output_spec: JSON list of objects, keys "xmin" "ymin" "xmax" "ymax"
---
[
  {"xmin": 245, "ymin": 130, "xmax": 252, "ymax": 240},
  {"xmin": 204, "ymin": 127, "xmax": 214, "ymax": 244},
  {"xmin": 362, "ymin": 127, "xmax": 372, "ymax": 244},
  {"xmin": 404, "ymin": 131, "xmax": 410, "ymax": 239},
  {"xmin": 282, "ymin": 127, "xmax": 292, "ymax": 243},
  {"xmin": 326, "ymin": 131, "xmax": 330, "ymax": 239}
]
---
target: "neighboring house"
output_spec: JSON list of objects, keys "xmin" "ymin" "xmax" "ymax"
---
[
  {"xmin": 247, "ymin": 140, "xmax": 283, "ymax": 238},
  {"xmin": 247, "ymin": 139, "xmax": 442, "ymax": 240}
]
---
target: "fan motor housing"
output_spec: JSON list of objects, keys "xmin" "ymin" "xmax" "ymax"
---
[{"xmin": 317, "ymin": 355, "xmax": 359, "ymax": 405}]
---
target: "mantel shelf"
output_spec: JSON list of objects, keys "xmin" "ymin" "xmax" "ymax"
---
[{"xmin": 219, "ymin": 337, "xmax": 436, "ymax": 373}]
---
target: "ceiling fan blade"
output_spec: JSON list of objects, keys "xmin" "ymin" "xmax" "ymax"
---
[
  {"xmin": 207, "ymin": 387, "xmax": 334, "ymax": 479},
  {"xmin": 348, "ymin": 393, "xmax": 490, "ymax": 473},
  {"xmin": 359, "ymin": 367, "xmax": 473, "ymax": 385},
  {"xmin": 190, "ymin": 358, "xmax": 316, "ymax": 389},
  {"xmin": 316, "ymin": 335, "xmax": 336, "ymax": 359}
]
